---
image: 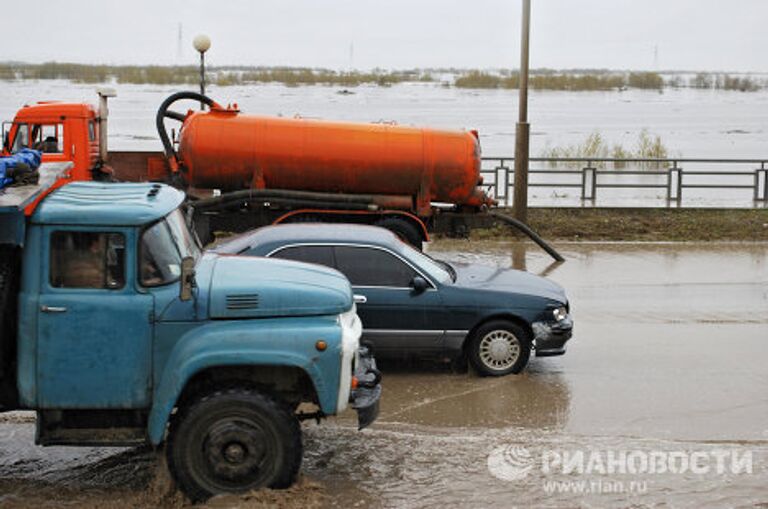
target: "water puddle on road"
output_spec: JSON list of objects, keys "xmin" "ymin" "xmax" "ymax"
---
[
  {"xmin": 2, "ymin": 414, "xmax": 766, "ymax": 508},
  {"xmin": 2, "ymin": 241, "xmax": 767, "ymax": 507}
]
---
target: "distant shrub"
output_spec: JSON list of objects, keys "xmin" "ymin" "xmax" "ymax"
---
[
  {"xmin": 717, "ymin": 75, "xmax": 760, "ymax": 92},
  {"xmin": 540, "ymin": 130, "xmax": 671, "ymax": 169},
  {"xmin": 627, "ymin": 72, "xmax": 663, "ymax": 89},
  {"xmin": 454, "ymin": 71, "xmax": 504, "ymax": 89}
]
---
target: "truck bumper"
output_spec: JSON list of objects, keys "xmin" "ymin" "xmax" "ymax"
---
[
  {"xmin": 532, "ymin": 315, "xmax": 574, "ymax": 357},
  {"xmin": 350, "ymin": 345, "xmax": 381, "ymax": 430}
]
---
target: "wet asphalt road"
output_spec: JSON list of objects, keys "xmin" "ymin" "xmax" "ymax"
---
[{"xmin": 1, "ymin": 241, "xmax": 766, "ymax": 508}]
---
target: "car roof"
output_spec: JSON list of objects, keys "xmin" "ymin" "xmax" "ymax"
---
[
  {"xmin": 32, "ymin": 181, "xmax": 185, "ymax": 226},
  {"xmin": 215, "ymin": 223, "xmax": 401, "ymax": 255}
]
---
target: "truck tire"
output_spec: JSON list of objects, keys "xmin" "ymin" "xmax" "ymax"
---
[
  {"xmin": 166, "ymin": 388, "xmax": 302, "ymax": 502},
  {"xmin": 375, "ymin": 217, "xmax": 423, "ymax": 250},
  {"xmin": 468, "ymin": 320, "xmax": 531, "ymax": 376}
]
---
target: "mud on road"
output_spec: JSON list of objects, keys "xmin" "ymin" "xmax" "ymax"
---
[{"xmin": 2, "ymin": 241, "xmax": 767, "ymax": 508}]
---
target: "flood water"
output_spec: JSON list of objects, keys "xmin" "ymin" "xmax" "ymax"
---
[
  {"xmin": 1, "ymin": 241, "xmax": 766, "ymax": 508},
  {"xmin": 2, "ymin": 80, "xmax": 766, "ymax": 208},
  {"xmin": 1, "ymin": 80, "xmax": 767, "ymax": 158}
]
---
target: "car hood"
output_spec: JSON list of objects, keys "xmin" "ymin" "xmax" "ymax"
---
[
  {"xmin": 452, "ymin": 263, "xmax": 567, "ymax": 303},
  {"xmin": 208, "ymin": 254, "xmax": 353, "ymax": 319}
]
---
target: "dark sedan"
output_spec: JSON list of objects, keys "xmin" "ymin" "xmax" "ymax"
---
[{"xmin": 215, "ymin": 224, "xmax": 573, "ymax": 376}]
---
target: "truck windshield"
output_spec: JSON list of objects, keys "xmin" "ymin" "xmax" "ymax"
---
[
  {"xmin": 140, "ymin": 208, "xmax": 201, "ymax": 287},
  {"xmin": 165, "ymin": 208, "xmax": 202, "ymax": 262}
]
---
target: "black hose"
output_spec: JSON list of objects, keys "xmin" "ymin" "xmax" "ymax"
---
[
  {"xmin": 488, "ymin": 212, "xmax": 565, "ymax": 262},
  {"xmin": 202, "ymin": 197, "xmax": 375, "ymax": 212},
  {"xmin": 192, "ymin": 188, "xmax": 393, "ymax": 210},
  {"xmin": 155, "ymin": 91, "xmax": 219, "ymax": 162}
]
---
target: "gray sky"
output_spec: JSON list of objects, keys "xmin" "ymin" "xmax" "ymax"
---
[{"xmin": 3, "ymin": 0, "xmax": 767, "ymax": 71}]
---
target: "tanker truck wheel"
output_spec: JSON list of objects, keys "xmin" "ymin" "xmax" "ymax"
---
[
  {"xmin": 375, "ymin": 217, "xmax": 423, "ymax": 250},
  {"xmin": 166, "ymin": 388, "xmax": 302, "ymax": 502}
]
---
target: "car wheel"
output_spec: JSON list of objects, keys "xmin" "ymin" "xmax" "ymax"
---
[
  {"xmin": 468, "ymin": 320, "xmax": 531, "ymax": 376},
  {"xmin": 375, "ymin": 217, "xmax": 423, "ymax": 250},
  {"xmin": 166, "ymin": 388, "xmax": 302, "ymax": 502}
]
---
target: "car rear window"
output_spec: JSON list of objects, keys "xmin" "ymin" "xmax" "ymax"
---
[{"xmin": 271, "ymin": 245, "xmax": 335, "ymax": 267}]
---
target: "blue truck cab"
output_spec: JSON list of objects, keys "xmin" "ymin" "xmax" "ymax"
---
[{"xmin": 0, "ymin": 165, "xmax": 381, "ymax": 501}]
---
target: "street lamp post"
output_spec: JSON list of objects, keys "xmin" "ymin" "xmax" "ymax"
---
[
  {"xmin": 193, "ymin": 34, "xmax": 211, "ymax": 110},
  {"xmin": 512, "ymin": 0, "xmax": 531, "ymax": 223}
]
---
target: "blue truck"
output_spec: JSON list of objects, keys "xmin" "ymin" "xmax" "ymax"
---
[{"xmin": 0, "ymin": 162, "xmax": 381, "ymax": 501}]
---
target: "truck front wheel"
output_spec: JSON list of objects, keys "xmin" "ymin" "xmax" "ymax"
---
[{"xmin": 166, "ymin": 388, "xmax": 302, "ymax": 502}]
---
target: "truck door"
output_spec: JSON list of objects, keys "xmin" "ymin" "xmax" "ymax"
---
[{"xmin": 36, "ymin": 228, "xmax": 153, "ymax": 408}]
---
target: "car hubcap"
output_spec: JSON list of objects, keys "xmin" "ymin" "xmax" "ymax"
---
[
  {"xmin": 479, "ymin": 330, "xmax": 520, "ymax": 370},
  {"xmin": 203, "ymin": 420, "xmax": 267, "ymax": 482}
]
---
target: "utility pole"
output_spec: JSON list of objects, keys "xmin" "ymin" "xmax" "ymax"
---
[{"xmin": 512, "ymin": 0, "xmax": 531, "ymax": 223}]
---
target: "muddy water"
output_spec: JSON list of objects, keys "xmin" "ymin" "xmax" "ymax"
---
[{"xmin": 1, "ymin": 242, "xmax": 767, "ymax": 508}]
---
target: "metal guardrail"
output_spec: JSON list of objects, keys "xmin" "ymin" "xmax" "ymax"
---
[{"xmin": 481, "ymin": 157, "xmax": 768, "ymax": 207}]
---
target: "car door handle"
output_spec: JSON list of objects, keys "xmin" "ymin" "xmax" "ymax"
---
[
  {"xmin": 354, "ymin": 294, "xmax": 367, "ymax": 304},
  {"xmin": 41, "ymin": 305, "xmax": 67, "ymax": 313}
]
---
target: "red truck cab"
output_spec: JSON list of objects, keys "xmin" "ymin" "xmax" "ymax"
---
[{"xmin": 2, "ymin": 101, "xmax": 100, "ymax": 182}]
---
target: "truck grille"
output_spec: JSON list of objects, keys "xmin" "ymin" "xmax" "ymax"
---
[{"xmin": 226, "ymin": 294, "xmax": 260, "ymax": 310}]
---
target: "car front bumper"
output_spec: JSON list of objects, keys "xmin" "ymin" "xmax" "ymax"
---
[
  {"xmin": 532, "ymin": 315, "xmax": 574, "ymax": 357},
  {"xmin": 349, "ymin": 345, "xmax": 382, "ymax": 430}
]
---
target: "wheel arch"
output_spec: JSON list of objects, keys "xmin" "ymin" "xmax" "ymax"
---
[
  {"xmin": 273, "ymin": 209, "xmax": 429, "ymax": 242},
  {"xmin": 174, "ymin": 364, "xmax": 319, "ymax": 412}
]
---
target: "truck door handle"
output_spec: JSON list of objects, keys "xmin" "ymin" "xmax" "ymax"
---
[
  {"xmin": 41, "ymin": 305, "xmax": 67, "ymax": 313},
  {"xmin": 354, "ymin": 294, "xmax": 367, "ymax": 304}
]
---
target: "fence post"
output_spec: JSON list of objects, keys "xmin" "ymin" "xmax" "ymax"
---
[
  {"xmin": 501, "ymin": 162, "xmax": 510, "ymax": 206},
  {"xmin": 667, "ymin": 162, "xmax": 682, "ymax": 202},
  {"xmin": 756, "ymin": 167, "xmax": 768, "ymax": 202},
  {"xmin": 667, "ymin": 167, "xmax": 673, "ymax": 201},
  {"xmin": 581, "ymin": 164, "xmax": 596, "ymax": 200},
  {"xmin": 672, "ymin": 161, "xmax": 683, "ymax": 204}
]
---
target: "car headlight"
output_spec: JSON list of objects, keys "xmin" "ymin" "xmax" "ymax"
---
[{"xmin": 552, "ymin": 306, "xmax": 568, "ymax": 321}]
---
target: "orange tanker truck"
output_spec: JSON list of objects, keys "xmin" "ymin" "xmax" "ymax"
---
[{"xmin": 2, "ymin": 90, "xmax": 561, "ymax": 259}]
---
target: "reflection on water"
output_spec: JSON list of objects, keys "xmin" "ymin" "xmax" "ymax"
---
[{"xmin": 373, "ymin": 365, "xmax": 571, "ymax": 430}]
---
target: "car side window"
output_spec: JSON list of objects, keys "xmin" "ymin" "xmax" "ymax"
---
[
  {"xmin": 271, "ymin": 245, "xmax": 335, "ymax": 268},
  {"xmin": 50, "ymin": 231, "xmax": 125, "ymax": 289},
  {"xmin": 334, "ymin": 246, "xmax": 417, "ymax": 287}
]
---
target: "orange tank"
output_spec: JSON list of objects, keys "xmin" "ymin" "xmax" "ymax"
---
[{"xmin": 175, "ymin": 105, "xmax": 490, "ymax": 215}]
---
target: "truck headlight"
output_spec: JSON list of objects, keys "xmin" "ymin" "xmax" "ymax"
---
[{"xmin": 552, "ymin": 306, "xmax": 568, "ymax": 321}]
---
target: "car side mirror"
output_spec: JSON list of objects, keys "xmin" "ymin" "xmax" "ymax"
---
[
  {"xmin": 179, "ymin": 256, "xmax": 196, "ymax": 301},
  {"xmin": 410, "ymin": 275, "xmax": 429, "ymax": 293}
]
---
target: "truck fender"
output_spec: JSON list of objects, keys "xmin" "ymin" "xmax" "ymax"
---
[{"xmin": 147, "ymin": 321, "xmax": 342, "ymax": 445}]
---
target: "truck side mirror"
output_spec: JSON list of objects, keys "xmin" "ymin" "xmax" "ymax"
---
[{"xmin": 179, "ymin": 256, "xmax": 196, "ymax": 301}]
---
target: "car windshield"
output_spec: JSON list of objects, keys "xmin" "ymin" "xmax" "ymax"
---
[{"xmin": 399, "ymin": 242, "xmax": 455, "ymax": 284}]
